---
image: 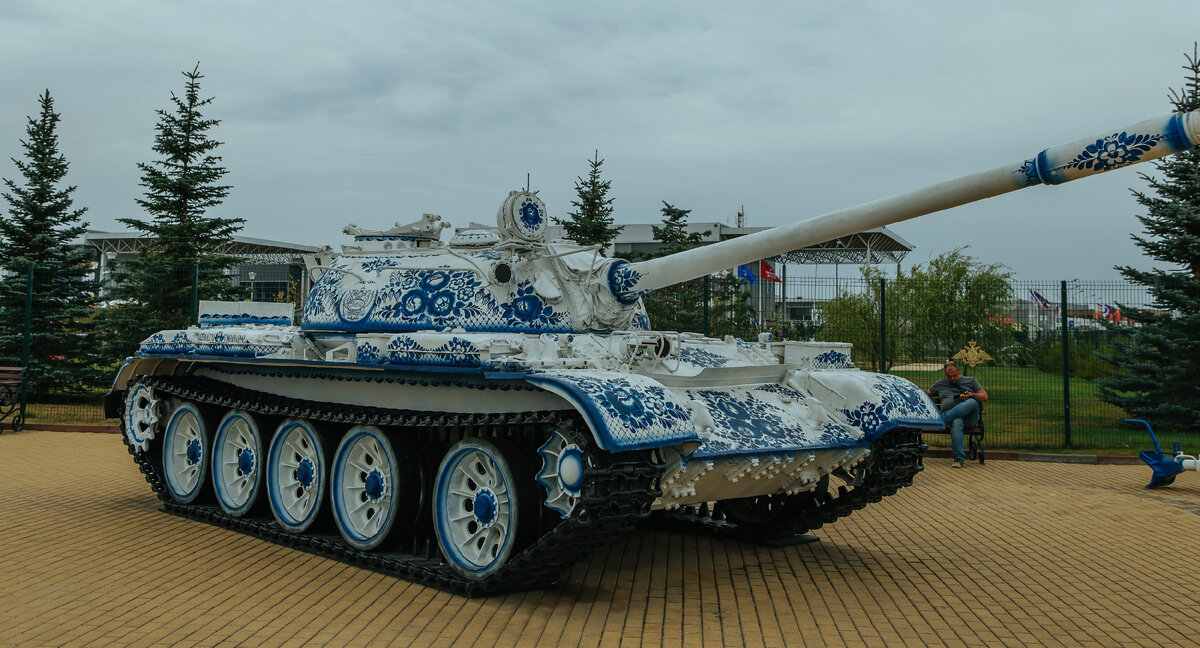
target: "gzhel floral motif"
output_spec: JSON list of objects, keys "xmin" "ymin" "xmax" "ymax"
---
[
  {"xmin": 1065, "ymin": 131, "xmax": 1164, "ymax": 174},
  {"xmin": 501, "ymin": 282, "xmax": 563, "ymax": 327},
  {"xmin": 812, "ymin": 350, "xmax": 851, "ymax": 369},
  {"xmin": 607, "ymin": 261, "xmax": 642, "ymax": 305},
  {"xmin": 679, "ymin": 347, "xmax": 729, "ymax": 368}
]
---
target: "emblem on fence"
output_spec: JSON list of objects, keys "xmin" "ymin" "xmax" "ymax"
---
[{"xmin": 953, "ymin": 341, "xmax": 993, "ymax": 367}]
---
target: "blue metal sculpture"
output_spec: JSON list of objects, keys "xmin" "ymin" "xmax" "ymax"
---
[{"xmin": 1133, "ymin": 419, "xmax": 1200, "ymax": 488}]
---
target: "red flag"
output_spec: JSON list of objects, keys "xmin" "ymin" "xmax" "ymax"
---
[{"xmin": 759, "ymin": 259, "xmax": 782, "ymax": 283}]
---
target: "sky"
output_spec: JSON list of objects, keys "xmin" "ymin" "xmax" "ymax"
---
[{"xmin": 3, "ymin": 1, "xmax": 1200, "ymax": 282}]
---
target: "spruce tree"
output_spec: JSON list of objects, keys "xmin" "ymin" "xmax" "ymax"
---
[
  {"xmin": 642, "ymin": 202, "xmax": 710, "ymax": 332},
  {"xmin": 1098, "ymin": 44, "xmax": 1200, "ymax": 432},
  {"xmin": 0, "ymin": 91, "xmax": 95, "ymax": 392},
  {"xmin": 99, "ymin": 63, "xmax": 242, "ymax": 364},
  {"xmin": 555, "ymin": 150, "xmax": 622, "ymax": 248}
]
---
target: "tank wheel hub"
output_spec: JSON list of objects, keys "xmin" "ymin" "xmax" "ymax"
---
[
  {"xmin": 185, "ymin": 438, "xmax": 203, "ymax": 466},
  {"xmin": 237, "ymin": 448, "xmax": 255, "ymax": 476},
  {"xmin": 537, "ymin": 427, "xmax": 586, "ymax": 518},
  {"xmin": 364, "ymin": 468, "xmax": 386, "ymax": 503},
  {"xmin": 472, "ymin": 488, "xmax": 498, "ymax": 526},
  {"xmin": 296, "ymin": 458, "xmax": 316, "ymax": 489}
]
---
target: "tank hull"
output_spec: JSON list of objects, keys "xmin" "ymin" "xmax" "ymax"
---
[{"xmin": 110, "ymin": 324, "xmax": 935, "ymax": 593}]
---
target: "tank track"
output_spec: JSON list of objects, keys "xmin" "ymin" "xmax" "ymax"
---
[
  {"xmin": 124, "ymin": 374, "xmax": 663, "ymax": 596},
  {"xmin": 651, "ymin": 429, "xmax": 928, "ymax": 541}
]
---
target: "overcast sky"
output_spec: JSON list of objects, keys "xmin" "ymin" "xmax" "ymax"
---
[{"xmin": 3, "ymin": 1, "xmax": 1200, "ymax": 281}]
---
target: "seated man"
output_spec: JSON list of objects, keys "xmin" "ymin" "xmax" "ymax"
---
[{"xmin": 925, "ymin": 360, "xmax": 988, "ymax": 468}]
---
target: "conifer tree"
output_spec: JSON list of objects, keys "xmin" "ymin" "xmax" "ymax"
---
[
  {"xmin": 642, "ymin": 202, "xmax": 710, "ymax": 332},
  {"xmin": 100, "ymin": 63, "xmax": 243, "ymax": 364},
  {"xmin": 0, "ymin": 91, "xmax": 95, "ymax": 392},
  {"xmin": 555, "ymin": 150, "xmax": 621, "ymax": 248},
  {"xmin": 1098, "ymin": 44, "xmax": 1200, "ymax": 432}
]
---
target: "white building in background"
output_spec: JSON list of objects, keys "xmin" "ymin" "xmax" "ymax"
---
[{"xmin": 79, "ymin": 231, "xmax": 319, "ymax": 301}]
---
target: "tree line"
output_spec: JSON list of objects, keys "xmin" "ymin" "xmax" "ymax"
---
[
  {"xmin": 0, "ymin": 63, "xmax": 240, "ymax": 392},
  {"xmin": 2, "ymin": 47, "xmax": 1199, "ymax": 432}
]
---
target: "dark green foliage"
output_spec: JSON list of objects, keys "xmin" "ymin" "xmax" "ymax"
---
[
  {"xmin": 708, "ymin": 274, "xmax": 755, "ymax": 340},
  {"xmin": 1099, "ymin": 45, "xmax": 1200, "ymax": 432},
  {"xmin": 888, "ymin": 248, "xmax": 1014, "ymax": 363},
  {"xmin": 554, "ymin": 150, "xmax": 622, "ymax": 248},
  {"xmin": 97, "ymin": 63, "xmax": 243, "ymax": 365},
  {"xmin": 0, "ymin": 91, "xmax": 97, "ymax": 392},
  {"xmin": 1023, "ymin": 332, "xmax": 1114, "ymax": 381},
  {"xmin": 815, "ymin": 249, "xmax": 1013, "ymax": 371},
  {"xmin": 641, "ymin": 202, "xmax": 712, "ymax": 333}
]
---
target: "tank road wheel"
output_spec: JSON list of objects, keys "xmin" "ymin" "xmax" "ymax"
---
[
  {"xmin": 124, "ymin": 383, "xmax": 163, "ymax": 453},
  {"xmin": 266, "ymin": 419, "xmax": 330, "ymax": 533},
  {"xmin": 161, "ymin": 402, "xmax": 211, "ymax": 504},
  {"xmin": 331, "ymin": 426, "xmax": 425, "ymax": 551},
  {"xmin": 716, "ymin": 475, "xmax": 831, "ymax": 537},
  {"xmin": 211, "ymin": 410, "xmax": 266, "ymax": 517},
  {"xmin": 433, "ymin": 438, "xmax": 539, "ymax": 579}
]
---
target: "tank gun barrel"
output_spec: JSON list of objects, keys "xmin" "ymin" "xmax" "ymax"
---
[{"xmin": 613, "ymin": 110, "xmax": 1200, "ymax": 299}]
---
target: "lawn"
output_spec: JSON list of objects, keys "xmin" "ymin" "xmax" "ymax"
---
[{"xmin": 894, "ymin": 365, "xmax": 1196, "ymax": 455}]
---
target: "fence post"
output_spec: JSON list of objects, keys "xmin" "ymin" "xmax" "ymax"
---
[
  {"xmin": 190, "ymin": 265, "xmax": 200, "ymax": 325},
  {"xmin": 703, "ymin": 275, "xmax": 710, "ymax": 337},
  {"xmin": 879, "ymin": 277, "xmax": 887, "ymax": 373},
  {"xmin": 21, "ymin": 261, "xmax": 33, "ymax": 418},
  {"xmin": 1061, "ymin": 280, "xmax": 1072, "ymax": 448}
]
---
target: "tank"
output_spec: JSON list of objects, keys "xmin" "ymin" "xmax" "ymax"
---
[{"xmin": 107, "ymin": 109, "xmax": 1200, "ymax": 595}]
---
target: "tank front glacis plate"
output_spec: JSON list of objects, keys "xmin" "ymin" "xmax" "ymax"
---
[
  {"xmin": 683, "ymin": 383, "xmax": 859, "ymax": 458},
  {"xmin": 302, "ymin": 254, "xmax": 574, "ymax": 334},
  {"xmin": 792, "ymin": 370, "xmax": 944, "ymax": 436}
]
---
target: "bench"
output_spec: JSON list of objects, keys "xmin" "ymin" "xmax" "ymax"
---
[
  {"xmin": 923, "ymin": 415, "xmax": 985, "ymax": 464},
  {"xmin": 0, "ymin": 366, "xmax": 26, "ymax": 433},
  {"xmin": 923, "ymin": 395, "xmax": 986, "ymax": 464}
]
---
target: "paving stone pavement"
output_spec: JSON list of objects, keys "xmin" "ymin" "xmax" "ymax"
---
[{"xmin": 2, "ymin": 430, "xmax": 1199, "ymax": 648}]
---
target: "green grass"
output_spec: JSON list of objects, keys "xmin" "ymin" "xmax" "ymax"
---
[
  {"xmin": 23, "ymin": 400, "xmax": 109, "ymax": 425},
  {"xmin": 894, "ymin": 365, "xmax": 1198, "ymax": 455}
]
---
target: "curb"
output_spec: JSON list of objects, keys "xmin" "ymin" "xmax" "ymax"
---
[
  {"xmin": 22, "ymin": 423, "xmax": 119, "ymax": 434},
  {"xmin": 924, "ymin": 448, "xmax": 1141, "ymax": 465}
]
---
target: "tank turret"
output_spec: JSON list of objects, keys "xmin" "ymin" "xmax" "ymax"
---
[{"xmin": 107, "ymin": 108, "xmax": 1199, "ymax": 595}]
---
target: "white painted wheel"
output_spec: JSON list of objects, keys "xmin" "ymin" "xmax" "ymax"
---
[
  {"xmin": 433, "ymin": 438, "xmax": 537, "ymax": 579},
  {"xmin": 161, "ymin": 403, "xmax": 209, "ymax": 503},
  {"xmin": 536, "ymin": 426, "xmax": 585, "ymax": 519},
  {"xmin": 266, "ymin": 419, "xmax": 328, "ymax": 533},
  {"xmin": 212, "ymin": 410, "xmax": 264, "ymax": 517},
  {"xmin": 124, "ymin": 384, "xmax": 163, "ymax": 453},
  {"xmin": 331, "ymin": 426, "xmax": 404, "ymax": 550}
]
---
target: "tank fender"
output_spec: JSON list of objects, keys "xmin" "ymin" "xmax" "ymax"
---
[
  {"xmin": 787, "ymin": 370, "xmax": 943, "ymax": 441},
  {"xmin": 525, "ymin": 370, "xmax": 702, "ymax": 452},
  {"xmin": 104, "ymin": 356, "xmax": 185, "ymax": 418}
]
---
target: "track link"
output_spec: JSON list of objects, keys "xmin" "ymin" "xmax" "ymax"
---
[{"xmin": 125, "ymin": 374, "xmax": 662, "ymax": 596}]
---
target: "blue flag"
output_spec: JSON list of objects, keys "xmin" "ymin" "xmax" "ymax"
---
[{"xmin": 737, "ymin": 264, "xmax": 756, "ymax": 285}]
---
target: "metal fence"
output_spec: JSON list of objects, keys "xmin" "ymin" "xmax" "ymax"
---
[
  {"xmin": 646, "ymin": 275, "xmax": 1179, "ymax": 453},
  {"xmin": 1, "ymin": 262, "xmax": 1182, "ymax": 453}
]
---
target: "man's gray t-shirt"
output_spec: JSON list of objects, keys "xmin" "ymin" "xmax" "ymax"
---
[{"xmin": 929, "ymin": 376, "xmax": 982, "ymax": 413}]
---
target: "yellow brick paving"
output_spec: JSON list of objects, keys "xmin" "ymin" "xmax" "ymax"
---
[{"xmin": 2, "ymin": 431, "xmax": 1199, "ymax": 647}]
